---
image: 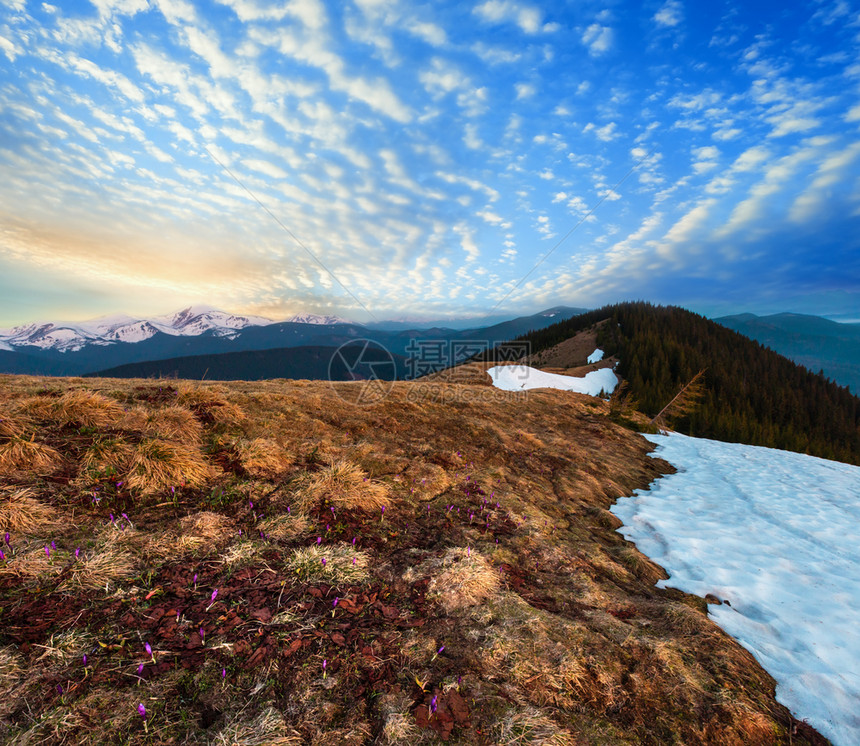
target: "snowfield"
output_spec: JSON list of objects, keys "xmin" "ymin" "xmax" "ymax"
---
[
  {"xmin": 487, "ymin": 365, "xmax": 618, "ymax": 396},
  {"xmin": 612, "ymin": 432, "xmax": 860, "ymax": 746},
  {"xmin": 587, "ymin": 348, "xmax": 604, "ymax": 364}
]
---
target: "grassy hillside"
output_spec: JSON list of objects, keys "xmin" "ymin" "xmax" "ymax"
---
[
  {"xmin": 509, "ymin": 302, "xmax": 860, "ymax": 466},
  {"xmin": 0, "ymin": 373, "xmax": 827, "ymax": 745}
]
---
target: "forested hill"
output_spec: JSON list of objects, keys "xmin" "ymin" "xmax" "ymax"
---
[{"xmin": 510, "ymin": 302, "xmax": 860, "ymax": 466}]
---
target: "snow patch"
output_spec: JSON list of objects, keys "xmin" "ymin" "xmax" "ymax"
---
[
  {"xmin": 487, "ymin": 365, "xmax": 618, "ymax": 396},
  {"xmin": 587, "ymin": 348, "xmax": 604, "ymax": 364},
  {"xmin": 611, "ymin": 432, "xmax": 860, "ymax": 746}
]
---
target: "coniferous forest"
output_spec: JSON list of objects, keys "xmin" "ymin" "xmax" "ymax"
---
[{"xmin": 510, "ymin": 302, "xmax": 860, "ymax": 466}]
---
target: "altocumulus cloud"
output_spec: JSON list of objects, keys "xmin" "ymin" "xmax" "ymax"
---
[{"xmin": 0, "ymin": 0, "xmax": 858, "ymax": 325}]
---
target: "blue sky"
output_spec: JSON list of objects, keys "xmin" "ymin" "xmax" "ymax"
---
[{"xmin": 1, "ymin": 0, "xmax": 859, "ymax": 326}]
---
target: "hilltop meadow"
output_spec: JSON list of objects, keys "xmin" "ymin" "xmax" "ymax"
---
[{"xmin": 0, "ymin": 370, "xmax": 828, "ymax": 745}]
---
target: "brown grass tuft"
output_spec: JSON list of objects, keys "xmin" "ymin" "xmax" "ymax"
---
[
  {"xmin": 258, "ymin": 511, "xmax": 310, "ymax": 542},
  {"xmin": 0, "ymin": 436, "xmax": 62, "ymax": 474},
  {"xmin": 237, "ymin": 438, "xmax": 294, "ymax": 478},
  {"xmin": 0, "ymin": 488, "xmax": 58, "ymax": 534},
  {"xmin": 80, "ymin": 436, "xmax": 134, "ymax": 474},
  {"xmin": 494, "ymin": 706, "xmax": 577, "ymax": 745},
  {"xmin": 124, "ymin": 438, "xmax": 215, "ymax": 496},
  {"xmin": 52, "ymin": 389, "xmax": 125, "ymax": 428},
  {"xmin": 62, "ymin": 546, "xmax": 137, "ymax": 591},
  {"xmin": 178, "ymin": 511, "xmax": 235, "ymax": 545},
  {"xmin": 0, "ymin": 543, "xmax": 65, "ymax": 582},
  {"xmin": 176, "ymin": 384, "xmax": 246, "ymax": 425},
  {"xmin": 286, "ymin": 543, "xmax": 371, "ymax": 585},
  {"xmin": 122, "ymin": 404, "xmax": 203, "ymax": 443},
  {"xmin": 0, "ymin": 410, "xmax": 29, "ymax": 438},
  {"xmin": 419, "ymin": 547, "xmax": 501, "ymax": 613},
  {"xmin": 212, "ymin": 705, "xmax": 302, "ymax": 746},
  {"xmin": 306, "ymin": 459, "xmax": 391, "ymax": 512}
]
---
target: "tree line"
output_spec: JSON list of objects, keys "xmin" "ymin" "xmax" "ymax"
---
[{"xmin": 501, "ymin": 302, "xmax": 860, "ymax": 466}]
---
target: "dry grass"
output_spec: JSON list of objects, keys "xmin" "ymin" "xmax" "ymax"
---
[
  {"xmin": 212, "ymin": 705, "xmax": 302, "ymax": 746},
  {"xmin": 176, "ymin": 384, "xmax": 246, "ymax": 425},
  {"xmin": 306, "ymin": 459, "xmax": 391, "ymax": 512},
  {"xmin": 122, "ymin": 404, "xmax": 203, "ymax": 443},
  {"xmin": 0, "ymin": 374, "xmax": 822, "ymax": 745},
  {"xmin": 0, "ymin": 645, "xmax": 24, "ymax": 693},
  {"xmin": 33, "ymin": 630, "xmax": 93, "ymax": 665},
  {"xmin": 124, "ymin": 438, "xmax": 215, "ymax": 496},
  {"xmin": 237, "ymin": 437, "xmax": 294, "ymax": 478},
  {"xmin": 0, "ymin": 645, "xmax": 25, "ymax": 721},
  {"xmin": 221, "ymin": 539, "xmax": 268, "ymax": 569},
  {"xmin": 80, "ymin": 436, "xmax": 134, "ymax": 473},
  {"xmin": 286, "ymin": 543, "xmax": 371, "ymax": 585},
  {"xmin": 414, "ymin": 547, "xmax": 501, "ymax": 613},
  {"xmin": 0, "ymin": 488, "xmax": 58, "ymax": 534},
  {"xmin": 258, "ymin": 511, "xmax": 310, "ymax": 542},
  {"xmin": 494, "ymin": 706, "xmax": 578, "ymax": 745},
  {"xmin": 52, "ymin": 389, "xmax": 125, "ymax": 428},
  {"xmin": 0, "ymin": 436, "xmax": 62, "ymax": 474},
  {"xmin": 61, "ymin": 546, "xmax": 137, "ymax": 591},
  {"xmin": 177, "ymin": 510, "xmax": 235, "ymax": 547},
  {"xmin": 0, "ymin": 411, "xmax": 29, "ymax": 438},
  {"xmin": 481, "ymin": 593, "xmax": 593, "ymax": 711},
  {"xmin": 0, "ymin": 543, "xmax": 66, "ymax": 582}
]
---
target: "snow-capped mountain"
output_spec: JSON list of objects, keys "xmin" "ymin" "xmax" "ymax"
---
[
  {"xmin": 0, "ymin": 306, "xmax": 277, "ymax": 353},
  {"xmin": 286, "ymin": 313, "xmax": 348, "ymax": 325}
]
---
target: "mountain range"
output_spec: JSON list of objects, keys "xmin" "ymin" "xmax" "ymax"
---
[
  {"xmin": 714, "ymin": 312, "xmax": 860, "ymax": 394},
  {"xmin": 0, "ymin": 305, "xmax": 586, "ymax": 378}
]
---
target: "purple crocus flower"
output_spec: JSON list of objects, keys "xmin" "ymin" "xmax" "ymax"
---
[
  {"xmin": 138, "ymin": 703, "xmax": 146, "ymax": 719},
  {"xmin": 321, "ymin": 557, "xmax": 326, "ymax": 567},
  {"xmin": 430, "ymin": 695, "xmax": 438, "ymax": 714},
  {"xmin": 210, "ymin": 589, "xmax": 218, "ymax": 604},
  {"xmin": 333, "ymin": 597, "xmax": 339, "ymax": 608},
  {"xmin": 57, "ymin": 684, "xmax": 63, "ymax": 695},
  {"xmin": 0, "ymin": 549, "xmax": 5, "ymax": 561},
  {"xmin": 82, "ymin": 653, "xmax": 87, "ymax": 666},
  {"xmin": 199, "ymin": 627, "xmax": 205, "ymax": 645},
  {"xmin": 137, "ymin": 663, "xmax": 144, "ymax": 676},
  {"xmin": 44, "ymin": 545, "xmax": 50, "ymax": 558},
  {"xmin": 3, "ymin": 532, "xmax": 9, "ymax": 545},
  {"xmin": 317, "ymin": 536, "xmax": 322, "ymax": 545},
  {"xmin": 145, "ymin": 643, "xmax": 152, "ymax": 657},
  {"xmin": 221, "ymin": 667, "xmax": 226, "ymax": 679},
  {"xmin": 75, "ymin": 547, "xmax": 81, "ymax": 558}
]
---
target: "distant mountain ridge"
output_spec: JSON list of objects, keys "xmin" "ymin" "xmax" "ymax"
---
[
  {"xmin": 714, "ymin": 312, "xmax": 860, "ymax": 394},
  {"xmin": 0, "ymin": 305, "xmax": 275, "ymax": 353},
  {"xmin": 1, "ymin": 306, "xmax": 588, "ymax": 378}
]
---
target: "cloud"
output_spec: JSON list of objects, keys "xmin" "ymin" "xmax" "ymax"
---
[
  {"xmin": 419, "ymin": 57, "xmax": 469, "ymax": 97},
  {"xmin": 582, "ymin": 23, "xmax": 613, "ymax": 55},
  {"xmin": 472, "ymin": 0, "xmax": 547, "ymax": 35},
  {"xmin": 654, "ymin": 0, "xmax": 683, "ymax": 28},
  {"xmin": 406, "ymin": 20, "xmax": 446, "ymax": 46},
  {"xmin": 583, "ymin": 121, "xmax": 618, "ymax": 141},
  {"xmin": 515, "ymin": 82, "xmax": 536, "ymax": 99}
]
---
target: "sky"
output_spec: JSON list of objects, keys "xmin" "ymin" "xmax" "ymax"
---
[{"xmin": 1, "ymin": 0, "xmax": 859, "ymax": 327}]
